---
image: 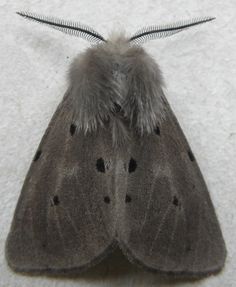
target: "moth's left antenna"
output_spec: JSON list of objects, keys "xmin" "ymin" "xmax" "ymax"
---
[{"xmin": 16, "ymin": 11, "xmax": 106, "ymax": 43}]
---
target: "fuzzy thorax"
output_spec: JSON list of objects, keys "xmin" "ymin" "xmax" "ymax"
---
[{"xmin": 68, "ymin": 32, "xmax": 166, "ymax": 145}]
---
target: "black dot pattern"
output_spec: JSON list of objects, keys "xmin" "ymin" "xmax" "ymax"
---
[
  {"xmin": 188, "ymin": 150, "xmax": 195, "ymax": 162},
  {"xmin": 173, "ymin": 195, "xmax": 179, "ymax": 206},
  {"xmin": 70, "ymin": 124, "xmax": 76, "ymax": 136},
  {"xmin": 128, "ymin": 158, "xmax": 137, "ymax": 173},
  {"xmin": 104, "ymin": 196, "xmax": 110, "ymax": 204},
  {"xmin": 125, "ymin": 195, "xmax": 132, "ymax": 203},
  {"xmin": 96, "ymin": 158, "xmax": 105, "ymax": 173},
  {"xmin": 154, "ymin": 126, "xmax": 160, "ymax": 135},
  {"xmin": 33, "ymin": 150, "xmax": 42, "ymax": 161},
  {"xmin": 52, "ymin": 195, "xmax": 60, "ymax": 206}
]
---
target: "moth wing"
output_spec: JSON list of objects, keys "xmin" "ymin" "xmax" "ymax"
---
[
  {"xmin": 6, "ymin": 89, "xmax": 116, "ymax": 274},
  {"xmin": 119, "ymin": 103, "xmax": 226, "ymax": 276}
]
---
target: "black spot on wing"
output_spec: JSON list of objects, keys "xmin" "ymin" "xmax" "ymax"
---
[
  {"xmin": 51, "ymin": 195, "xmax": 60, "ymax": 206},
  {"xmin": 104, "ymin": 196, "xmax": 110, "ymax": 204},
  {"xmin": 188, "ymin": 150, "xmax": 195, "ymax": 162},
  {"xmin": 128, "ymin": 158, "xmax": 137, "ymax": 173},
  {"xmin": 33, "ymin": 150, "xmax": 42, "ymax": 161},
  {"xmin": 114, "ymin": 102, "xmax": 121, "ymax": 113},
  {"xmin": 173, "ymin": 195, "xmax": 179, "ymax": 206},
  {"xmin": 96, "ymin": 158, "xmax": 105, "ymax": 173},
  {"xmin": 70, "ymin": 124, "xmax": 76, "ymax": 136},
  {"xmin": 125, "ymin": 195, "xmax": 132, "ymax": 203},
  {"xmin": 154, "ymin": 126, "xmax": 160, "ymax": 135}
]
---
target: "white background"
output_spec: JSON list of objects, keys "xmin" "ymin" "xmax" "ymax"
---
[{"xmin": 0, "ymin": 1, "xmax": 235, "ymax": 286}]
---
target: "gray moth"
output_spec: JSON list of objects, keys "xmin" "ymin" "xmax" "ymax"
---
[{"xmin": 6, "ymin": 12, "xmax": 226, "ymax": 278}]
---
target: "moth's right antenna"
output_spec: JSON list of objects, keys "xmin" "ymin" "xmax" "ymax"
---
[
  {"xmin": 16, "ymin": 11, "xmax": 106, "ymax": 43},
  {"xmin": 130, "ymin": 16, "xmax": 215, "ymax": 44}
]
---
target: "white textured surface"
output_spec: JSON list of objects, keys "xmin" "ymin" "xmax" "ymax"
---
[{"xmin": 0, "ymin": 1, "xmax": 235, "ymax": 286}]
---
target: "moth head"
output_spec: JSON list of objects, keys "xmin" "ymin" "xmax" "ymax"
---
[{"xmin": 16, "ymin": 11, "xmax": 215, "ymax": 46}]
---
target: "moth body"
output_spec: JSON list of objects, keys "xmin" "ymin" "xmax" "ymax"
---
[{"xmin": 6, "ymin": 12, "xmax": 226, "ymax": 277}]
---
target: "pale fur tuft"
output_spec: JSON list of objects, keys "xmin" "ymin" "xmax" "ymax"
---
[{"xmin": 68, "ymin": 32, "xmax": 166, "ymax": 146}]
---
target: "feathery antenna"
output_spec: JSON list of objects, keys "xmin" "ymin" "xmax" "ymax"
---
[
  {"xmin": 130, "ymin": 16, "xmax": 215, "ymax": 44},
  {"xmin": 16, "ymin": 11, "xmax": 106, "ymax": 43}
]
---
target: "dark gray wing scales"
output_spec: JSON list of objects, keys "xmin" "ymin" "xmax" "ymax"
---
[
  {"xmin": 118, "ymin": 104, "xmax": 226, "ymax": 276},
  {"xmin": 6, "ymin": 90, "xmax": 116, "ymax": 274}
]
